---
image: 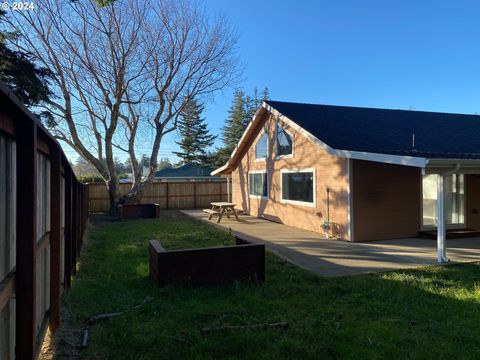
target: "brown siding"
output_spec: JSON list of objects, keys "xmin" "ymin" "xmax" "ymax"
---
[
  {"xmin": 352, "ymin": 160, "xmax": 421, "ymax": 241},
  {"xmin": 231, "ymin": 113, "xmax": 350, "ymax": 239},
  {"xmin": 466, "ymin": 175, "xmax": 480, "ymax": 230}
]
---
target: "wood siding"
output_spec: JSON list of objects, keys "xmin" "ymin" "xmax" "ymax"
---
[
  {"xmin": 466, "ymin": 175, "xmax": 480, "ymax": 230},
  {"xmin": 352, "ymin": 160, "xmax": 421, "ymax": 241},
  {"xmin": 231, "ymin": 112, "xmax": 350, "ymax": 239}
]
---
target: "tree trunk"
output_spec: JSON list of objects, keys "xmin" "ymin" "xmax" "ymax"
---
[{"xmin": 107, "ymin": 179, "xmax": 121, "ymax": 216}]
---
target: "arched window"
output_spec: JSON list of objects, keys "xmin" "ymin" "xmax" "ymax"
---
[
  {"xmin": 276, "ymin": 124, "xmax": 293, "ymax": 157},
  {"xmin": 255, "ymin": 131, "xmax": 268, "ymax": 160}
]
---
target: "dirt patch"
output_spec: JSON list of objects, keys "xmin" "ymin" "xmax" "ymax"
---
[{"xmin": 39, "ymin": 307, "xmax": 83, "ymax": 360}]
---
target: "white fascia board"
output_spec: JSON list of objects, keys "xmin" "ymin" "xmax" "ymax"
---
[
  {"xmin": 263, "ymin": 103, "xmax": 338, "ymax": 157},
  {"xmin": 214, "ymin": 101, "xmax": 430, "ymax": 174},
  {"xmin": 336, "ymin": 150, "xmax": 428, "ymax": 168},
  {"xmin": 211, "ymin": 106, "xmax": 268, "ymax": 176},
  {"xmin": 265, "ymin": 103, "xmax": 428, "ymax": 168},
  {"xmin": 211, "ymin": 164, "xmax": 229, "ymax": 176}
]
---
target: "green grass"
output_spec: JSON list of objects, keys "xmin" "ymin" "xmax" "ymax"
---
[{"xmin": 62, "ymin": 211, "xmax": 480, "ymax": 359}]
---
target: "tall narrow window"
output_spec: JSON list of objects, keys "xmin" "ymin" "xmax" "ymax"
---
[
  {"xmin": 255, "ymin": 132, "xmax": 268, "ymax": 160},
  {"xmin": 248, "ymin": 171, "xmax": 268, "ymax": 198},
  {"xmin": 276, "ymin": 125, "xmax": 293, "ymax": 157}
]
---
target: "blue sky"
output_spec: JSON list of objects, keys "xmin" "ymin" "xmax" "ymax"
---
[
  {"xmin": 192, "ymin": 0, "xmax": 480, "ymax": 157},
  {"xmin": 66, "ymin": 1, "xmax": 480, "ymax": 162}
]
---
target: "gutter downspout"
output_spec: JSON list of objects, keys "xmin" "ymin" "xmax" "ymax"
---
[{"xmin": 436, "ymin": 164, "xmax": 461, "ymax": 263}]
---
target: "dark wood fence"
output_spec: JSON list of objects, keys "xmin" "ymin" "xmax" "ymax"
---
[
  {"xmin": 88, "ymin": 181, "xmax": 228, "ymax": 213},
  {"xmin": 0, "ymin": 83, "xmax": 89, "ymax": 360}
]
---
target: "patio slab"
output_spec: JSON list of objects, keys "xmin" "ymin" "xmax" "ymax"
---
[{"xmin": 181, "ymin": 209, "xmax": 480, "ymax": 277}]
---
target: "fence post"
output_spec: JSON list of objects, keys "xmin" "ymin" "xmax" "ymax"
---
[
  {"xmin": 64, "ymin": 167, "xmax": 73, "ymax": 288},
  {"xmin": 193, "ymin": 181, "xmax": 197, "ymax": 208},
  {"xmin": 49, "ymin": 146, "xmax": 61, "ymax": 330},
  {"xmin": 15, "ymin": 120, "xmax": 37, "ymax": 360},
  {"xmin": 166, "ymin": 182, "xmax": 169, "ymax": 210},
  {"xmin": 71, "ymin": 177, "xmax": 77, "ymax": 275}
]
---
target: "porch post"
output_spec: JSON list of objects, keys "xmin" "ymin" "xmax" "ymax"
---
[{"xmin": 437, "ymin": 174, "xmax": 449, "ymax": 263}]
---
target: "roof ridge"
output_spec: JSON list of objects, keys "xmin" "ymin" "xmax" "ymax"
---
[{"xmin": 265, "ymin": 99, "xmax": 480, "ymax": 118}]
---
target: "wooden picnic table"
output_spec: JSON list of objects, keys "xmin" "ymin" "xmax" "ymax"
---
[{"xmin": 204, "ymin": 202, "xmax": 240, "ymax": 223}]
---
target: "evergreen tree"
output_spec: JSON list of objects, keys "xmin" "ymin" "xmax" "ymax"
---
[
  {"xmin": 221, "ymin": 88, "xmax": 247, "ymax": 152},
  {"xmin": 173, "ymin": 98, "xmax": 217, "ymax": 164},
  {"xmin": 0, "ymin": 10, "xmax": 52, "ymax": 107},
  {"xmin": 216, "ymin": 87, "xmax": 270, "ymax": 166}
]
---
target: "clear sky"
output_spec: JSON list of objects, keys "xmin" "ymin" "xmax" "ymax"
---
[
  {"xmin": 64, "ymin": 1, "xmax": 480, "ymax": 163},
  {"xmin": 190, "ymin": 0, "xmax": 480, "ymax": 157}
]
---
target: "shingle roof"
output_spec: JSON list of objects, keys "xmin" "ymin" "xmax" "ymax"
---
[
  {"xmin": 265, "ymin": 100, "xmax": 480, "ymax": 159},
  {"xmin": 155, "ymin": 163, "xmax": 216, "ymax": 178}
]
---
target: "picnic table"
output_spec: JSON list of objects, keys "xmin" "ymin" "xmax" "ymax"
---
[{"xmin": 203, "ymin": 202, "xmax": 240, "ymax": 223}]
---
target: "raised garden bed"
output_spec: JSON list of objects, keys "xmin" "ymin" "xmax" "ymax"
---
[
  {"xmin": 118, "ymin": 203, "xmax": 160, "ymax": 220},
  {"xmin": 149, "ymin": 237, "xmax": 265, "ymax": 286}
]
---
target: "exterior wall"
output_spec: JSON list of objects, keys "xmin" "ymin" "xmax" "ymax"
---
[
  {"xmin": 231, "ymin": 112, "xmax": 350, "ymax": 239},
  {"xmin": 352, "ymin": 160, "xmax": 421, "ymax": 241},
  {"xmin": 466, "ymin": 175, "xmax": 480, "ymax": 230}
]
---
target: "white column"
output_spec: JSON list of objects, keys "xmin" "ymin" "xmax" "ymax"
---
[
  {"xmin": 226, "ymin": 177, "xmax": 231, "ymax": 202},
  {"xmin": 437, "ymin": 174, "xmax": 449, "ymax": 263}
]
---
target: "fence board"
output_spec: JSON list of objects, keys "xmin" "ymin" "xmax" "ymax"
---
[
  {"xmin": 1, "ymin": 84, "xmax": 89, "ymax": 360},
  {"xmin": 15, "ymin": 119, "xmax": 37, "ymax": 359},
  {"xmin": 87, "ymin": 181, "xmax": 228, "ymax": 213}
]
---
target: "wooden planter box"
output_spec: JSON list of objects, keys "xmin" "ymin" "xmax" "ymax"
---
[
  {"xmin": 149, "ymin": 237, "xmax": 265, "ymax": 286},
  {"xmin": 118, "ymin": 203, "xmax": 160, "ymax": 220}
]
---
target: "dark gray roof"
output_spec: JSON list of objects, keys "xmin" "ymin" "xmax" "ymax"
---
[
  {"xmin": 266, "ymin": 100, "xmax": 480, "ymax": 159},
  {"xmin": 155, "ymin": 163, "xmax": 217, "ymax": 178}
]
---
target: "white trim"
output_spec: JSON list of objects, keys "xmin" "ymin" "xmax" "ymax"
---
[
  {"xmin": 212, "ymin": 102, "xmax": 430, "ymax": 176},
  {"xmin": 254, "ymin": 129, "xmax": 269, "ymax": 162},
  {"xmin": 211, "ymin": 163, "xmax": 229, "ymax": 176},
  {"xmin": 248, "ymin": 169, "xmax": 269, "ymax": 199},
  {"xmin": 280, "ymin": 168, "xmax": 316, "ymax": 208},
  {"xmin": 211, "ymin": 106, "xmax": 268, "ymax": 176},
  {"xmin": 275, "ymin": 123, "xmax": 294, "ymax": 159},
  {"xmin": 347, "ymin": 159, "xmax": 354, "ymax": 242},
  {"xmin": 263, "ymin": 103, "xmax": 428, "ymax": 168}
]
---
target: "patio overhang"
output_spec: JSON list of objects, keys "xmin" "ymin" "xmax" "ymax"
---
[{"xmin": 422, "ymin": 159, "xmax": 480, "ymax": 263}]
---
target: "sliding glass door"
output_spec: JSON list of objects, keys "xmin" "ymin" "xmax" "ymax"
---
[{"xmin": 422, "ymin": 174, "xmax": 465, "ymax": 228}]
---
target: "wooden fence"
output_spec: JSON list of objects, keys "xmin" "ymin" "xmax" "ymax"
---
[
  {"xmin": 0, "ymin": 83, "xmax": 89, "ymax": 360},
  {"xmin": 88, "ymin": 181, "xmax": 228, "ymax": 213}
]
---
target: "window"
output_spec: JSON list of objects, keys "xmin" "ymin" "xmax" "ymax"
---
[
  {"xmin": 281, "ymin": 169, "xmax": 315, "ymax": 206},
  {"xmin": 422, "ymin": 174, "xmax": 465, "ymax": 228},
  {"xmin": 255, "ymin": 132, "xmax": 268, "ymax": 160},
  {"xmin": 248, "ymin": 171, "xmax": 268, "ymax": 198},
  {"xmin": 276, "ymin": 124, "xmax": 293, "ymax": 157}
]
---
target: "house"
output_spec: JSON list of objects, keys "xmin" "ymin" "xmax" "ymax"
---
[
  {"xmin": 155, "ymin": 163, "xmax": 224, "ymax": 182},
  {"xmin": 212, "ymin": 100, "xmax": 480, "ymax": 262}
]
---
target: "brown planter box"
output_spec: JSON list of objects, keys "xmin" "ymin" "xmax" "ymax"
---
[
  {"xmin": 118, "ymin": 203, "xmax": 160, "ymax": 220},
  {"xmin": 149, "ymin": 237, "xmax": 265, "ymax": 286}
]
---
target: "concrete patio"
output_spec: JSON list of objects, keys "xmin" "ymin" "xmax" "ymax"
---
[{"xmin": 181, "ymin": 209, "xmax": 480, "ymax": 277}]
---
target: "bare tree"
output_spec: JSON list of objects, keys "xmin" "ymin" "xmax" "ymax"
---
[{"xmin": 5, "ymin": 0, "xmax": 240, "ymax": 212}]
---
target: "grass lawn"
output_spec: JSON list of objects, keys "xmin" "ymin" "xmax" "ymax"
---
[{"xmin": 59, "ymin": 211, "xmax": 480, "ymax": 359}]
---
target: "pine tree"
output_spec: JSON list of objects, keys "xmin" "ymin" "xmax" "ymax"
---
[
  {"xmin": 216, "ymin": 87, "xmax": 270, "ymax": 166},
  {"xmin": 0, "ymin": 10, "xmax": 52, "ymax": 107},
  {"xmin": 221, "ymin": 89, "xmax": 247, "ymax": 152},
  {"xmin": 173, "ymin": 98, "xmax": 217, "ymax": 164}
]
